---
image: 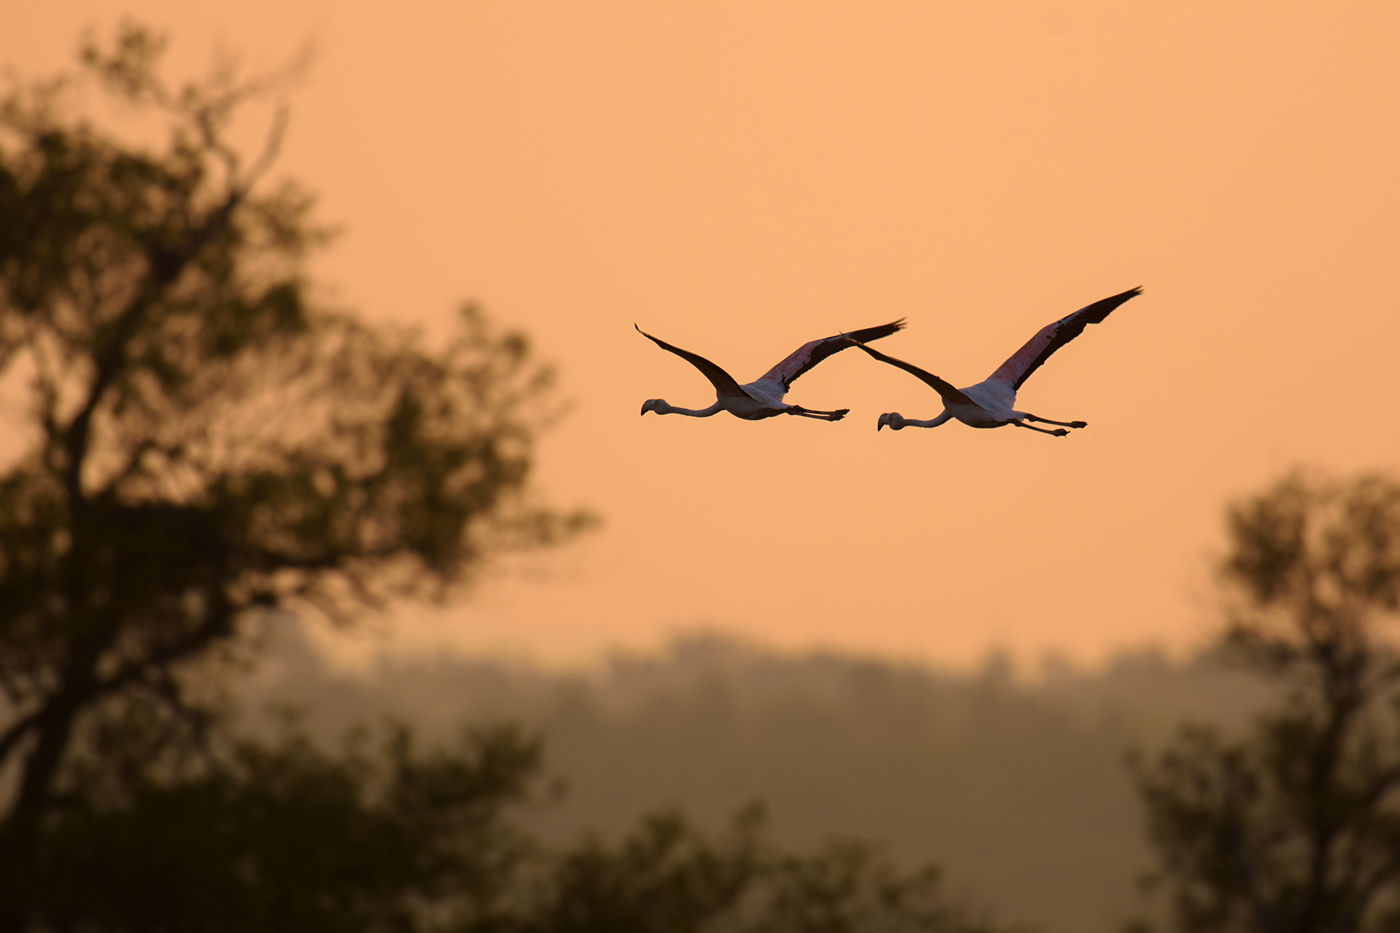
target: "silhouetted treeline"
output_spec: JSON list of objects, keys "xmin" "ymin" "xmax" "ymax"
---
[{"xmin": 243, "ymin": 628, "xmax": 1276, "ymax": 933}]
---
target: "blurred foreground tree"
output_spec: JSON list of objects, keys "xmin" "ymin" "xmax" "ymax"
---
[
  {"xmin": 0, "ymin": 23, "xmax": 590, "ymax": 923},
  {"xmin": 1128, "ymin": 471, "xmax": 1400, "ymax": 933}
]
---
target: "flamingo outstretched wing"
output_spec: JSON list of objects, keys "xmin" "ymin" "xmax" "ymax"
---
[
  {"xmin": 847, "ymin": 340, "xmax": 977, "ymax": 407},
  {"xmin": 987, "ymin": 287, "xmax": 1143, "ymax": 392},
  {"xmin": 635, "ymin": 325, "xmax": 749, "ymax": 398},
  {"xmin": 758, "ymin": 319, "xmax": 906, "ymax": 390}
]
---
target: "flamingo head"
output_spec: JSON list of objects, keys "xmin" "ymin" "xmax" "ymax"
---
[
  {"xmin": 640, "ymin": 398, "xmax": 665, "ymax": 416},
  {"xmin": 876, "ymin": 412, "xmax": 902, "ymax": 431}
]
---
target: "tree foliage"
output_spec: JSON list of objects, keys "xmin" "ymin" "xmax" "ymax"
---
[
  {"xmin": 27, "ymin": 721, "xmax": 542, "ymax": 933},
  {"xmin": 519, "ymin": 807, "xmax": 1017, "ymax": 933},
  {"xmin": 0, "ymin": 23, "xmax": 590, "ymax": 918},
  {"xmin": 1128, "ymin": 471, "xmax": 1400, "ymax": 933},
  {"xmin": 14, "ymin": 710, "xmax": 1017, "ymax": 933}
]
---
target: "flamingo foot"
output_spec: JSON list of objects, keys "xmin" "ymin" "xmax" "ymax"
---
[{"xmin": 1070, "ymin": 421, "xmax": 1087, "ymax": 429}]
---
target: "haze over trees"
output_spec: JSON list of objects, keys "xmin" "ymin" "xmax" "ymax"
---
[
  {"xmin": 245, "ymin": 623, "xmax": 1273, "ymax": 933},
  {"xmin": 254, "ymin": 471, "xmax": 1397, "ymax": 933}
]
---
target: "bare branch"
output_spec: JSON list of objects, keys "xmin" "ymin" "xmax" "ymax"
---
[{"xmin": 239, "ymin": 103, "xmax": 289, "ymax": 193}]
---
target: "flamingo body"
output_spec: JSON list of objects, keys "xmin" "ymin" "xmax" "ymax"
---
[
  {"xmin": 857, "ymin": 287, "xmax": 1142, "ymax": 437},
  {"xmin": 637, "ymin": 319, "xmax": 905, "ymax": 422}
]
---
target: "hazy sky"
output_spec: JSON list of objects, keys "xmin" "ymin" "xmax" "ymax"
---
[{"xmin": 5, "ymin": 3, "xmax": 1398, "ymax": 670}]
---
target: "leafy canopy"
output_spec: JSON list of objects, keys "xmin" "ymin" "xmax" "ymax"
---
[
  {"xmin": 1129, "ymin": 471, "xmax": 1400, "ymax": 933},
  {"xmin": 0, "ymin": 21, "xmax": 590, "ymax": 897}
]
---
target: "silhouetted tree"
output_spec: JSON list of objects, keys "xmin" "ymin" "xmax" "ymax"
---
[
  {"xmin": 1128, "ymin": 471, "xmax": 1400, "ymax": 933},
  {"xmin": 513, "ymin": 807, "xmax": 1018, "ymax": 933},
  {"xmin": 24, "ymin": 718, "xmax": 1021, "ymax": 933},
  {"xmin": 0, "ymin": 24, "xmax": 589, "ymax": 926},
  {"xmin": 27, "ymin": 719, "xmax": 544, "ymax": 933}
]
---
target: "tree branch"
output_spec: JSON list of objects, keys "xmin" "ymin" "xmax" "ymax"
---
[
  {"xmin": 60, "ymin": 187, "xmax": 243, "ymax": 514},
  {"xmin": 0, "ymin": 710, "xmax": 43, "ymax": 770}
]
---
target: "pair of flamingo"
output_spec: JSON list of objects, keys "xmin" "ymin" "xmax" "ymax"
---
[{"xmin": 636, "ymin": 287, "xmax": 1142, "ymax": 437}]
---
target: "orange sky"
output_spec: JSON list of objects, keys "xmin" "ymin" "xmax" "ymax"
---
[{"xmin": 5, "ymin": 3, "xmax": 1398, "ymax": 671}]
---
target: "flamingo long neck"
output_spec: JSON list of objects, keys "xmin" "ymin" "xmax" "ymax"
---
[
  {"xmin": 657, "ymin": 399, "xmax": 724, "ymax": 417},
  {"xmin": 900, "ymin": 409, "xmax": 954, "ymax": 429}
]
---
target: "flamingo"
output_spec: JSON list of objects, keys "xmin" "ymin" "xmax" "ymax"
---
[
  {"xmin": 850, "ymin": 286, "xmax": 1142, "ymax": 436},
  {"xmin": 636, "ymin": 319, "xmax": 906, "ymax": 421}
]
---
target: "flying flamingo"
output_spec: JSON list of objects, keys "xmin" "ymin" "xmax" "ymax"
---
[
  {"xmin": 636, "ymin": 320, "xmax": 906, "ymax": 421},
  {"xmin": 849, "ymin": 286, "xmax": 1142, "ymax": 436}
]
